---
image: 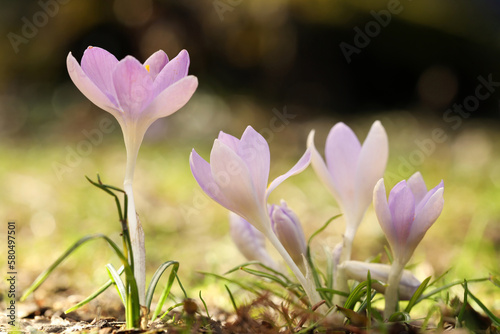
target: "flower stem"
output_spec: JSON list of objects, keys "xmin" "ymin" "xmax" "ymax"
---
[
  {"xmin": 332, "ymin": 231, "xmax": 353, "ymax": 306},
  {"xmin": 384, "ymin": 259, "xmax": 404, "ymax": 319},
  {"xmin": 266, "ymin": 228, "xmax": 323, "ymax": 311}
]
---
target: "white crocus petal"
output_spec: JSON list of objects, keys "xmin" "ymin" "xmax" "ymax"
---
[
  {"xmin": 209, "ymin": 140, "xmax": 264, "ymax": 226},
  {"xmin": 352, "ymin": 121, "xmax": 389, "ymax": 234},
  {"xmin": 373, "ymin": 178, "xmax": 396, "ymax": 246},
  {"xmin": 266, "ymin": 148, "xmax": 311, "ymax": 198},
  {"xmin": 342, "ymin": 261, "xmax": 421, "ymax": 300},
  {"xmin": 407, "ymin": 172, "xmax": 428, "ymax": 205},
  {"xmin": 307, "ymin": 130, "xmax": 341, "ymax": 201}
]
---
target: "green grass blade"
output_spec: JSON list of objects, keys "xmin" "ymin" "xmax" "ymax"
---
[
  {"xmin": 464, "ymin": 281, "xmax": 500, "ymax": 326},
  {"xmin": 21, "ymin": 235, "xmax": 103, "ymax": 301},
  {"xmin": 199, "ymin": 291, "xmax": 210, "ymax": 318},
  {"xmin": 225, "ymin": 261, "xmax": 292, "ymax": 284},
  {"xmin": 417, "ymin": 277, "xmax": 489, "ymax": 302},
  {"xmin": 148, "ymin": 261, "xmax": 180, "ymax": 320},
  {"xmin": 456, "ymin": 280, "xmax": 468, "ymax": 328},
  {"xmin": 404, "ymin": 276, "xmax": 431, "ymax": 313},
  {"xmin": 159, "ymin": 302, "xmax": 184, "ymax": 320},
  {"xmin": 240, "ymin": 267, "xmax": 290, "ymax": 288},
  {"xmin": 65, "ymin": 265, "xmax": 125, "ymax": 314},
  {"xmin": 316, "ymin": 287, "xmax": 350, "ymax": 298},
  {"xmin": 307, "ymin": 215, "xmax": 342, "ymax": 247},
  {"xmin": 106, "ymin": 263, "xmax": 126, "ymax": 306},
  {"xmin": 366, "ymin": 270, "xmax": 372, "ymax": 328},
  {"xmin": 225, "ymin": 285, "xmax": 238, "ymax": 313},
  {"xmin": 199, "ymin": 272, "xmax": 259, "ymax": 295}
]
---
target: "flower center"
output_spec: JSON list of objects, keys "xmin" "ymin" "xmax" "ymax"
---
[{"xmin": 145, "ymin": 64, "xmax": 150, "ymax": 72}]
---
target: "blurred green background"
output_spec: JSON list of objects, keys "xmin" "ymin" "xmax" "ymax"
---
[{"xmin": 0, "ymin": 0, "xmax": 499, "ymax": 315}]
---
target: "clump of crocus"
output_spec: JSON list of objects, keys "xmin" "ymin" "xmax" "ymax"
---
[
  {"xmin": 307, "ymin": 121, "xmax": 388, "ymax": 301},
  {"xmin": 67, "ymin": 46, "xmax": 198, "ymax": 306},
  {"xmin": 270, "ymin": 200, "xmax": 307, "ymax": 272},
  {"xmin": 190, "ymin": 126, "xmax": 322, "ymax": 306},
  {"xmin": 373, "ymin": 172, "xmax": 444, "ymax": 317},
  {"xmin": 229, "ymin": 212, "xmax": 279, "ymax": 270}
]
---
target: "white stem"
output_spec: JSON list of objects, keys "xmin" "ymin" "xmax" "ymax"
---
[
  {"xmin": 384, "ymin": 259, "xmax": 405, "ymax": 319},
  {"xmin": 332, "ymin": 229, "xmax": 354, "ymax": 306},
  {"xmin": 266, "ymin": 229, "xmax": 323, "ymax": 310},
  {"xmin": 123, "ymin": 127, "xmax": 146, "ymax": 307}
]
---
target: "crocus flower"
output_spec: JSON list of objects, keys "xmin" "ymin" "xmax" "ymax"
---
[
  {"xmin": 229, "ymin": 212, "xmax": 279, "ymax": 270},
  {"xmin": 307, "ymin": 121, "xmax": 388, "ymax": 251},
  {"xmin": 373, "ymin": 172, "xmax": 444, "ymax": 265},
  {"xmin": 190, "ymin": 126, "xmax": 322, "ymax": 306},
  {"xmin": 270, "ymin": 200, "xmax": 307, "ymax": 270},
  {"xmin": 373, "ymin": 172, "xmax": 444, "ymax": 316},
  {"xmin": 308, "ymin": 121, "xmax": 388, "ymax": 304},
  {"xmin": 341, "ymin": 260, "xmax": 421, "ymax": 300},
  {"xmin": 67, "ymin": 46, "xmax": 198, "ymax": 306}
]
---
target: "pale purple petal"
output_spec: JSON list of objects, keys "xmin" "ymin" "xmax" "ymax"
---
[
  {"xmin": 142, "ymin": 76, "xmax": 198, "ymax": 120},
  {"xmin": 407, "ymin": 172, "xmax": 427, "ymax": 206},
  {"xmin": 113, "ymin": 56, "xmax": 154, "ymax": 117},
  {"xmin": 307, "ymin": 130, "xmax": 341, "ymax": 202},
  {"xmin": 189, "ymin": 149, "xmax": 231, "ymax": 210},
  {"xmin": 237, "ymin": 126, "xmax": 270, "ymax": 199},
  {"xmin": 218, "ymin": 131, "xmax": 240, "ymax": 151},
  {"xmin": 153, "ymin": 49, "xmax": 190, "ymax": 96},
  {"xmin": 67, "ymin": 52, "xmax": 118, "ymax": 115},
  {"xmin": 266, "ymin": 148, "xmax": 311, "ymax": 198},
  {"xmin": 415, "ymin": 180, "xmax": 444, "ymax": 213},
  {"xmin": 354, "ymin": 120, "xmax": 388, "ymax": 219},
  {"xmin": 144, "ymin": 50, "xmax": 169, "ymax": 80},
  {"xmin": 388, "ymin": 181, "xmax": 415, "ymax": 254},
  {"xmin": 325, "ymin": 122, "xmax": 361, "ymax": 204},
  {"xmin": 80, "ymin": 46, "xmax": 119, "ymax": 105},
  {"xmin": 408, "ymin": 187, "xmax": 444, "ymax": 253},
  {"xmin": 373, "ymin": 179, "xmax": 396, "ymax": 247},
  {"xmin": 229, "ymin": 212, "xmax": 278, "ymax": 269},
  {"xmin": 210, "ymin": 140, "xmax": 263, "ymax": 223}
]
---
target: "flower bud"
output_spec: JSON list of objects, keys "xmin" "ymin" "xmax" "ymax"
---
[
  {"xmin": 229, "ymin": 212, "xmax": 278, "ymax": 270},
  {"xmin": 341, "ymin": 260, "xmax": 421, "ymax": 300},
  {"xmin": 270, "ymin": 200, "xmax": 307, "ymax": 268}
]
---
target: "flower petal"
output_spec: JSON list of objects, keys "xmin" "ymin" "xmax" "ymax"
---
[
  {"xmin": 230, "ymin": 212, "xmax": 278, "ymax": 269},
  {"xmin": 415, "ymin": 180, "xmax": 444, "ymax": 213},
  {"xmin": 373, "ymin": 178, "xmax": 396, "ymax": 247},
  {"xmin": 237, "ymin": 126, "xmax": 270, "ymax": 199},
  {"xmin": 354, "ymin": 120, "xmax": 388, "ymax": 221},
  {"xmin": 407, "ymin": 172, "xmax": 427, "ymax": 206},
  {"xmin": 80, "ymin": 46, "xmax": 119, "ymax": 105},
  {"xmin": 189, "ymin": 149, "xmax": 231, "ymax": 209},
  {"xmin": 144, "ymin": 50, "xmax": 169, "ymax": 80},
  {"xmin": 408, "ymin": 187, "xmax": 444, "ymax": 252},
  {"xmin": 113, "ymin": 56, "xmax": 154, "ymax": 117},
  {"xmin": 267, "ymin": 148, "xmax": 311, "ymax": 198},
  {"xmin": 142, "ymin": 75, "xmax": 198, "ymax": 121},
  {"xmin": 153, "ymin": 49, "xmax": 190, "ymax": 96},
  {"xmin": 388, "ymin": 180, "xmax": 415, "ymax": 258},
  {"xmin": 67, "ymin": 52, "xmax": 118, "ymax": 115},
  {"xmin": 325, "ymin": 122, "xmax": 361, "ymax": 205},
  {"xmin": 218, "ymin": 131, "xmax": 240, "ymax": 151},
  {"xmin": 210, "ymin": 140, "xmax": 265, "ymax": 226},
  {"xmin": 307, "ymin": 130, "xmax": 341, "ymax": 202}
]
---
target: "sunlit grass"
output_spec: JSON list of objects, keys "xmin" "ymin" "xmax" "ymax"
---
[{"xmin": 1, "ymin": 111, "xmax": 499, "ymax": 321}]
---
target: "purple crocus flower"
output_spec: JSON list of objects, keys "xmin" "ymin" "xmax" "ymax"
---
[
  {"xmin": 67, "ymin": 46, "xmax": 198, "ymax": 306},
  {"xmin": 190, "ymin": 126, "xmax": 322, "ymax": 306},
  {"xmin": 67, "ymin": 46, "xmax": 198, "ymax": 178},
  {"xmin": 229, "ymin": 212, "xmax": 279, "ymax": 270},
  {"xmin": 269, "ymin": 200, "xmax": 307, "ymax": 269},
  {"xmin": 373, "ymin": 172, "xmax": 444, "ymax": 264}
]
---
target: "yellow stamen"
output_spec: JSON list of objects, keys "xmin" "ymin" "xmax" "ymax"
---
[{"xmin": 145, "ymin": 64, "xmax": 150, "ymax": 72}]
